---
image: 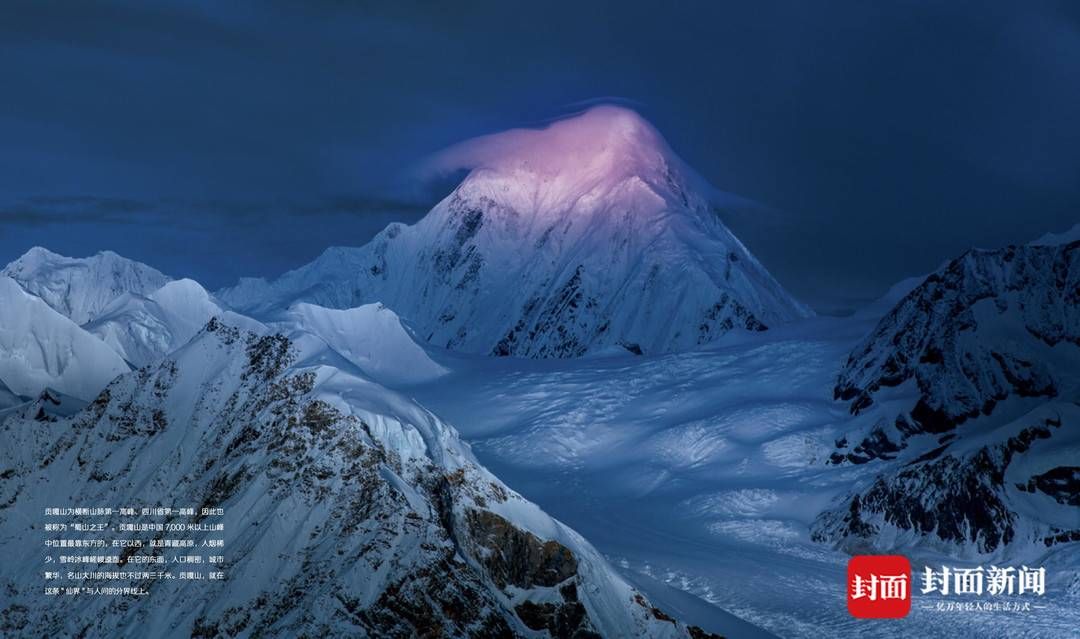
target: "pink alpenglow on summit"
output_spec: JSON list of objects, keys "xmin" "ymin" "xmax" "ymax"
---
[{"xmin": 415, "ymin": 105, "xmax": 704, "ymax": 211}]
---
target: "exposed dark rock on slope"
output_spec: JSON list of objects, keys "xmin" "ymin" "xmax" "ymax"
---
[
  {"xmin": 832, "ymin": 240, "xmax": 1079, "ymax": 464},
  {"xmin": 815, "ymin": 406, "xmax": 1080, "ymax": 554}
]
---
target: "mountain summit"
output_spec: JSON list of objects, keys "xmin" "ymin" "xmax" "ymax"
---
[
  {"xmin": 2, "ymin": 247, "xmax": 170, "ymax": 325},
  {"xmin": 220, "ymin": 106, "xmax": 810, "ymax": 357}
]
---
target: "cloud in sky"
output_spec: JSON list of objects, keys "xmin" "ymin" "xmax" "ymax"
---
[{"xmin": 0, "ymin": 195, "xmax": 428, "ymax": 288}]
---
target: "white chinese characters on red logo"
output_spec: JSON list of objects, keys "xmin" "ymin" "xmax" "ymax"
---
[{"xmin": 848, "ymin": 555, "xmax": 911, "ymax": 618}]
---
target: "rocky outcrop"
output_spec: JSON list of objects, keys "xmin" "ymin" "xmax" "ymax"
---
[
  {"xmin": 814, "ymin": 406, "xmax": 1079, "ymax": 554},
  {"xmin": 465, "ymin": 510, "xmax": 578, "ymax": 589},
  {"xmin": 1018, "ymin": 466, "xmax": 1080, "ymax": 507}
]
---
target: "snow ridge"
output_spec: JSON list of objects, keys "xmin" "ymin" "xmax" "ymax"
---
[
  {"xmin": 84, "ymin": 278, "xmax": 229, "ymax": 367},
  {"xmin": 0, "ymin": 276, "xmax": 129, "ymax": 400},
  {"xmin": 1, "ymin": 247, "xmax": 171, "ymax": 325}
]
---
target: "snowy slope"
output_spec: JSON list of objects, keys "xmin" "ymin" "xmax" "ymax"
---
[
  {"xmin": 283, "ymin": 302, "xmax": 449, "ymax": 386},
  {"xmin": 84, "ymin": 278, "xmax": 231, "ymax": 367},
  {"xmin": 220, "ymin": 106, "xmax": 810, "ymax": 357},
  {"xmin": 2, "ymin": 247, "xmax": 171, "ymax": 324},
  {"xmin": 0, "ymin": 317, "xmax": 721, "ymax": 639},
  {"xmin": 0, "ymin": 276, "xmax": 129, "ymax": 400}
]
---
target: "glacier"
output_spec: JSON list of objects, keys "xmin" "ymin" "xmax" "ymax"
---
[{"xmin": 410, "ymin": 306, "xmax": 1079, "ymax": 638}]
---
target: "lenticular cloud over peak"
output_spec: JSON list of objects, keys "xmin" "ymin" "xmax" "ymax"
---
[
  {"xmin": 420, "ymin": 106, "xmax": 668, "ymax": 172},
  {"xmin": 415, "ymin": 105, "xmax": 709, "ymax": 201}
]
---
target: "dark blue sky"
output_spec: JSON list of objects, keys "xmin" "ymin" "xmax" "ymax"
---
[{"xmin": 2, "ymin": 0, "xmax": 1078, "ymax": 312}]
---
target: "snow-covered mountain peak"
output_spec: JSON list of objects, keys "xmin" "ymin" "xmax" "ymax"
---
[
  {"xmin": 11, "ymin": 245, "xmax": 61, "ymax": 262},
  {"xmin": 1, "ymin": 246, "xmax": 171, "ymax": 324},
  {"xmin": 427, "ymin": 106, "xmax": 670, "ymax": 177},
  {"xmin": 83, "ymin": 278, "xmax": 265, "ymax": 368},
  {"xmin": 220, "ymin": 108, "xmax": 809, "ymax": 357},
  {"xmin": 151, "ymin": 276, "xmax": 212, "ymax": 300}
]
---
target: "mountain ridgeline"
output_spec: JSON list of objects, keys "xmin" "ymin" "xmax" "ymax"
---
[
  {"xmin": 0, "ymin": 318, "xmax": 716, "ymax": 638},
  {"xmin": 218, "ymin": 106, "xmax": 810, "ymax": 358}
]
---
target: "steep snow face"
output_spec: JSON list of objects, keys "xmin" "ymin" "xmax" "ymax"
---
[
  {"xmin": 220, "ymin": 106, "xmax": 810, "ymax": 358},
  {"xmin": 84, "ymin": 279, "xmax": 230, "ymax": 367},
  {"xmin": 0, "ymin": 277, "xmax": 129, "ymax": 400},
  {"xmin": 1, "ymin": 247, "xmax": 171, "ymax": 325},
  {"xmin": 284, "ymin": 302, "xmax": 448, "ymax": 386},
  {"xmin": 0, "ymin": 318, "xmax": 717, "ymax": 639},
  {"xmin": 833, "ymin": 241, "xmax": 1080, "ymax": 460}
]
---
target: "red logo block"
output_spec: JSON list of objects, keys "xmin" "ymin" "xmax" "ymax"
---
[{"xmin": 847, "ymin": 555, "xmax": 912, "ymax": 618}]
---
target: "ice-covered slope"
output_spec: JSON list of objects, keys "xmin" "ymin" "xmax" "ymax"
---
[
  {"xmin": 0, "ymin": 317, "xmax": 720, "ymax": 639},
  {"xmin": 284, "ymin": 302, "xmax": 448, "ymax": 386},
  {"xmin": 0, "ymin": 276, "xmax": 129, "ymax": 400},
  {"xmin": 2, "ymin": 247, "xmax": 171, "ymax": 324},
  {"xmin": 220, "ymin": 106, "xmax": 810, "ymax": 357},
  {"xmin": 84, "ymin": 278, "xmax": 231, "ymax": 367}
]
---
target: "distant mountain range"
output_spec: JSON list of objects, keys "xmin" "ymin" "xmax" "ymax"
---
[{"xmin": 2, "ymin": 245, "xmax": 170, "ymax": 325}]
